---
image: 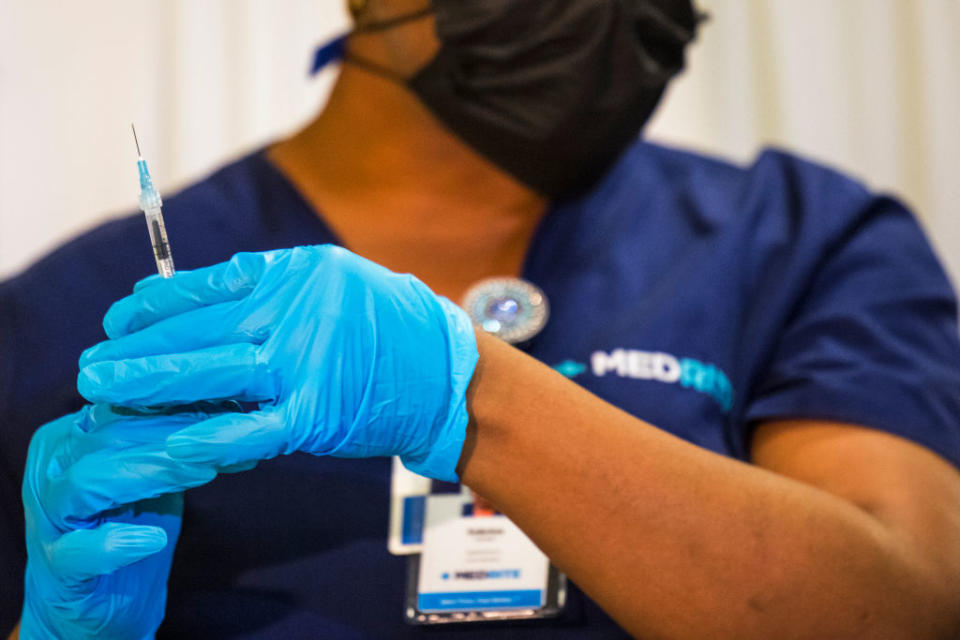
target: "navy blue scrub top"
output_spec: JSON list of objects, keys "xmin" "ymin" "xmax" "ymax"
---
[{"xmin": 2, "ymin": 140, "xmax": 960, "ymax": 638}]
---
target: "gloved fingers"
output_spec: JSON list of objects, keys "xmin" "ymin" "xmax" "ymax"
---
[
  {"xmin": 104, "ymin": 252, "xmax": 270, "ymax": 339},
  {"xmin": 79, "ymin": 301, "xmax": 264, "ymax": 370},
  {"xmin": 48, "ymin": 523, "xmax": 167, "ymax": 585},
  {"xmin": 217, "ymin": 460, "xmax": 259, "ymax": 474},
  {"xmin": 82, "ymin": 402, "xmax": 238, "ymax": 442},
  {"xmin": 78, "ymin": 343, "xmax": 275, "ymax": 406},
  {"xmin": 23, "ymin": 413, "xmax": 79, "ymax": 483},
  {"xmin": 47, "ymin": 443, "xmax": 219, "ymax": 523},
  {"xmin": 166, "ymin": 410, "xmax": 288, "ymax": 467},
  {"xmin": 132, "ymin": 272, "xmax": 177, "ymax": 293}
]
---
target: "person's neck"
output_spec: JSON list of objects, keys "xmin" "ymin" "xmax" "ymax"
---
[{"xmin": 268, "ymin": 65, "xmax": 549, "ymax": 302}]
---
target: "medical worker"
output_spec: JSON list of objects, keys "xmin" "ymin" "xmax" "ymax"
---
[{"xmin": 4, "ymin": 0, "xmax": 960, "ymax": 638}]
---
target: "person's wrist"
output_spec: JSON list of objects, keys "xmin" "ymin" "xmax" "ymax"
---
[
  {"xmin": 455, "ymin": 329, "xmax": 554, "ymax": 491},
  {"xmin": 456, "ymin": 329, "xmax": 486, "ymax": 479},
  {"xmin": 456, "ymin": 329, "xmax": 506, "ymax": 481}
]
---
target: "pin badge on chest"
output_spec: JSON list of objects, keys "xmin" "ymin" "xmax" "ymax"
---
[{"xmin": 461, "ymin": 277, "xmax": 549, "ymax": 345}]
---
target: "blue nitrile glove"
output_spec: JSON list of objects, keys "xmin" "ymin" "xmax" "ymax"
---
[
  {"xmin": 19, "ymin": 404, "xmax": 230, "ymax": 640},
  {"xmin": 77, "ymin": 245, "xmax": 479, "ymax": 482}
]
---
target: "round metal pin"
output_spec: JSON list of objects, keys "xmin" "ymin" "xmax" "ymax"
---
[{"xmin": 461, "ymin": 277, "xmax": 549, "ymax": 345}]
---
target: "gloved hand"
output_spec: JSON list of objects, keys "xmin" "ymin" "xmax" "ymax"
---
[
  {"xmin": 20, "ymin": 405, "xmax": 227, "ymax": 640},
  {"xmin": 77, "ymin": 245, "xmax": 479, "ymax": 482}
]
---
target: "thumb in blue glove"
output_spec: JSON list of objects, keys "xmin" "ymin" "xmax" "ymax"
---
[
  {"xmin": 19, "ymin": 405, "xmax": 235, "ymax": 640},
  {"xmin": 77, "ymin": 246, "xmax": 479, "ymax": 482}
]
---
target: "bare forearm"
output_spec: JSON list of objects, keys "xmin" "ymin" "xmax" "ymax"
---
[
  {"xmin": 8, "ymin": 622, "xmax": 18, "ymax": 640},
  {"xmin": 458, "ymin": 332, "xmax": 954, "ymax": 639}
]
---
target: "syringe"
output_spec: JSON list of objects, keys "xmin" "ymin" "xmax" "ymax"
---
[{"xmin": 131, "ymin": 124, "xmax": 175, "ymax": 278}]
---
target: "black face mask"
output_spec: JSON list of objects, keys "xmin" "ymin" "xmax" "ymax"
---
[{"xmin": 347, "ymin": 0, "xmax": 697, "ymax": 198}]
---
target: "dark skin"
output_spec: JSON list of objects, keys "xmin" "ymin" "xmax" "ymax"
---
[
  {"xmin": 268, "ymin": 4, "xmax": 547, "ymax": 302},
  {"xmin": 13, "ymin": 2, "xmax": 960, "ymax": 638},
  {"xmin": 463, "ymin": 333, "xmax": 960, "ymax": 638}
]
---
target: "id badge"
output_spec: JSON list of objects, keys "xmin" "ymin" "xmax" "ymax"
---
[{"xmin": 389, "ymin": 459, "xmax": 566, "ymax": 625}]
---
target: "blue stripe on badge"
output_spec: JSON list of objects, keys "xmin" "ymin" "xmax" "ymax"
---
[
  {"xmin": 418, "ymin": 590, "xmax": 543, "ymax": 612},
  {"xmin": 401, "ymin": 495, "xmax": 426, "ymax": 545}
]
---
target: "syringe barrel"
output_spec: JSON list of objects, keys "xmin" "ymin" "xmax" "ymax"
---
[{"xmin": 143, "ymin": 207, "xmax": 175, "ymax": 278}]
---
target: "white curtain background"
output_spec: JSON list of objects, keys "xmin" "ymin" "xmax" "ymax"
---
[{"xmin": 1, "ymin": 0, "xmax": 958, "ymax": 287}]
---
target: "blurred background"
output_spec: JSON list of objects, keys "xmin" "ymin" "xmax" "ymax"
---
[{"xmin": 1, "ymin": 0, "xmax": 958, "ymax": 286}]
